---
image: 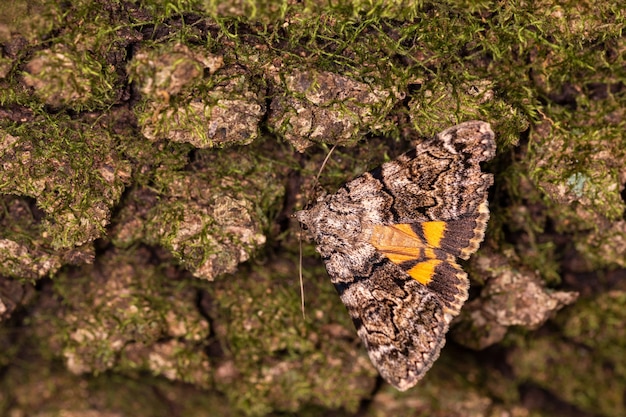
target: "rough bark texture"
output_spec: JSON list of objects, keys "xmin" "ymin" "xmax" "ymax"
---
[{"xmin": 0, "ymin": 1, "xmax": 625, "ymax": 416}]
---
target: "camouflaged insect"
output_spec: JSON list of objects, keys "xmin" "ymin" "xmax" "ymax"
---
[{"xmin": 296, "ymin": 121, "xmax": 496, "ymax": 391}]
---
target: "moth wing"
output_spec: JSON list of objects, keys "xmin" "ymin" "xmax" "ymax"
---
[
  {"xmin": 367, "ymin": 121, "xmax": 495, "ymax": 224},
  {"xmin": 336, "ymin": 258, "xmax": 448, "ymax": 391}
]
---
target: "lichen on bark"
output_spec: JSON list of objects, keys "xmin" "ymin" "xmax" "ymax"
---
[{"xmin": 0, "ymin": 0, "xmax": 625, "ymax": 416}]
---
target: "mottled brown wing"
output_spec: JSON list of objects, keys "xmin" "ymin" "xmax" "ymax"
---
[
  {"xmin": 367, "ymin": 121, "xmax": 495, "ymax": 225},
  {"xmin": 334, "ymin": 254, "xmax": 448, "ymax": 391}
]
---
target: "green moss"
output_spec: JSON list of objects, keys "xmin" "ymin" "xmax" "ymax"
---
[
  {"xmin": 207, "ymin": 258, "xmax": 377, "ymax": 416},
  {"xmin": 1, "ymin": 363, "xmax": 224, "ymax": 417},
  {"xmin": 507, "ymin": 291, "xmax": 626, "ymax": 417},
  {"xmin": 22, "ymin": 44, "xmax": 120, "ymax": 110},
  {"xmin": 1, "ymin": 0, "xmax": 626, "ymax": 415},
  {"xmin": 268, "ymin": 69, "xmax": 401, "ymax": 151},
  {"xmin": 52, "ymin": 248, "xmax": 212, "ymax": 386},
  {"xmin": 0, "ymin": 116, "xmax": 130, "ymax": 251},
  {"xmin": 529, "ymin": 117, "xmax": 625, "ymax": 226},
  {"xmin": 111, "ymin": 141, "xmax": 288, "ymax": 280},
  {"xmin": 561, "ymin": 291, "xmax": 626, "ymax": 377},
  {"xmin": 129, "ymin": 42, "xmax": 266, "ymax": 148},
  {"xmin": 511, "ymin": 332, "xmax": 626, "ymax": 417},
  {"xmin": 527, "ymin": 107, "xmax": 626, "ymax": 268}
]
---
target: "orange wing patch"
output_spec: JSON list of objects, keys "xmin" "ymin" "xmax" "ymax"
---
[
  {"xmin": 421, "ymin": 221, "xmax": 446, "ymax": 247},
  {"xmin": 406, "ymin": 259, "xmax": 442, "ymax": 285},
  {"xmin": 369, "ymin": 222, "xmax": 449, "ymax": 285}
]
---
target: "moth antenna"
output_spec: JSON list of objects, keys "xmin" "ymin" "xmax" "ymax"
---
[
  {"xmin": 299, "ymin": 223, "xmax": 306, "ymax": 318},
  {"xmin": 313, "ymin": 144, "xmax": 338, "ymax": 193},
  {"xmin": 299, "ymin": 144, "xmax": 338, "ymax": 318}
]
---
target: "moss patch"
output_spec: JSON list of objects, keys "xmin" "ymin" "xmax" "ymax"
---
[{"xmin": 0, "ymin": 0, "xmax": 625, "ymax": 416}]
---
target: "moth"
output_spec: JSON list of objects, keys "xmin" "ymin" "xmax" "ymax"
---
[{"xmin": 296, "ymin": 121, "xmax": 495, "ymax": 390}]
